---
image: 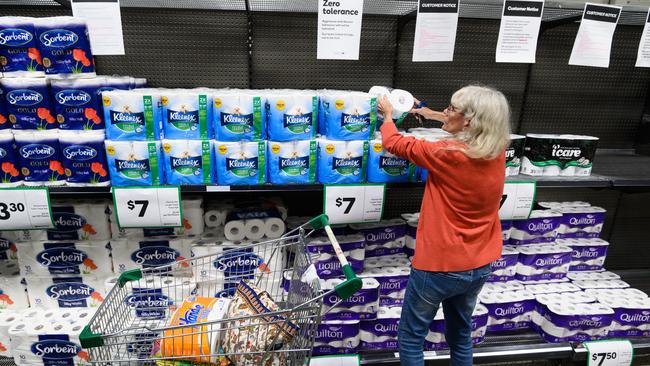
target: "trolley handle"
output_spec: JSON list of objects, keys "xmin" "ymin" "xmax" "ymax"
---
[{"xmin": 309, "ymin": 214, "xmax": 363, "ymax": 300}]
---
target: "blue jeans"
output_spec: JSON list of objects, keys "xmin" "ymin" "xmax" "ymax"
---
[{"xmin": 398, "ymin": 265, "xmax": 491, "ymax": 366}]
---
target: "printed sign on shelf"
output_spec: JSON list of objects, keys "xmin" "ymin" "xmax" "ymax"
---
[
  {"xmin": 412, "ymin": 0, "xmax": 460, "ymax": 62},
  {"xmin": 585, "ymin": 340, "xmax": 634, "ymax": 366},
  {"xmin": 495, "ymin": 0, "xmax": 544, "ymax": 63},
  {"xmin": 569, "ymin": 3, "xmax": 622, "ymax": 68},
  {"xmin": 317, "ymin": 0, "xmax": 364, "ymax": 60},
  {"xmin": 0, "ymin": 187, "xmax": 53, "ymax": 230},
  {"xmin": 324, "ymin": 184, "xmax": 385, "ymax": 224},
  {"xmin": 499, "ymin": 181, "xmax": 536, "ymax": 220},
  {"xmin": 71, "ymin": 0, "xmax": 125, "ymax": 55},
  {"xmin": 113, "ymin": 186, "xmax": 182, "ymax": 228}
]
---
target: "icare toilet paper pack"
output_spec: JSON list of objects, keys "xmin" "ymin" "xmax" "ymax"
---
[
  {"xmin": 506, "ymin": 134, "xmax": 526, "ymax": 176},
  {"xmin": 521, "ymin": 134, "xmax": 599, "ymax": 177}
]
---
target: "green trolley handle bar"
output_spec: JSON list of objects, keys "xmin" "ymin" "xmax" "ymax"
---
[{"xmin": 309, "ymin": 214, "xmax": 363, "ymax": 300}]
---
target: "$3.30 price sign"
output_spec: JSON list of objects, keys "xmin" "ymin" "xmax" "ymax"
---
[
  {"xmin": 585, "ymin": 340, "xmax": 634, "ymax": 366},
  {"xmin": 112, "ymin": 186, "xmax": 183, "ymax": 228},
  {"xmin": 0, "ymin": 187, "xmax": 54, "ymax": 230},
  {"xmin": 324, "ymin": 184, "xmax": 386, "ymax": 225}
]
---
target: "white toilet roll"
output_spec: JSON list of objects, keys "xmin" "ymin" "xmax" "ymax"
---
[
  {"xmin": 265, "ymin": 218, "xmax": 286, "ymax": 239},
  {"xmin": 204, "ymin": 210, "xmax": 225, "ymax": 228},
  {"xmin": 388, "ymin": 89, "xmax": 414, "ymax": 120},
  {"xmin": 244, "ymin": 219, "xmax": 266, "ymax": 240},
  {"xmin": 0, "ymin": 310, "xmax": 20, "ymax": 356},
  {"xmin": 224, "ymin": 220, "xmax": 246, "ymax": 241}
]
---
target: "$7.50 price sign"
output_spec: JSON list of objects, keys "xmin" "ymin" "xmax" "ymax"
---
[
  {"xmin": 324, "ymin": 184, "xmax": 386, "ymax": 225},
  {"xmin": 585, "ymin": 340, "xmax": 634, "ymax": 366},
  {"xmin": 0, "ymin": 187, "xmax": 54, "ymax": 230},
  {"xmin": 112, "ymin": 186, "xmax": 183, "ymax": 228}
]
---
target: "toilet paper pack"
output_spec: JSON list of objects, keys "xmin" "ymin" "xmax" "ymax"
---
[
  {"xmin": 0, "ymin": 90, "xmax": 7, "ymax": 131},
  {"xmin": 34, "ymin": 17, "xmax": 95, "ymax": 76},
  {"xmin": 535, "ymin": 302, "xmax": 613, "ymax": 342},
  {"xmin": 506, "ymin": 134, "xmax": 526, "ymax": 176},
  {"xmin": 102, "ymin": 90, "xmax": 162, "ymax": 141},
  {"xmin": 479, "ymin": 290, "xmax": 535, "ymax": 331},
  {"xmin": 213, "ymin": 90, "xmax": 264, "ymax": 141},
  {"xmin": 360, "ymin": 267, "xmax": 410, "ymax": 306},
  {"xmin": 425, "ymin": 304, "xmax": 489, "ymax": 350},
  {"xmin": 404, "ymin": 219, "xmax": 417, "ymax": 258},
  {"xmin": 14, "ymin": 130, "xmax": 65, "ymax": 185},
  {"xmin": 17, "ymin": 240, "xmax": 111, "ymax": 277},
  {"xmin": 586, "ymin": 288, "xmax": 648, "ymax": 302},
  {"xmin": 319, "ymin": 90, "xmax": 377, "ymax": 141},
  {"xmin": 267, "ymin": 140, "xmax": 317, "ymax": 184},
  {"xmin": 567, "ymin": 271, "xmax": 619, "ymax": 281},
  {"xmin": 481, "ymin": 281, "xmax": 526, "ymax": 294},
  {"xmin": 510, "ymin": 210, "xmax": 562, "ymax": 245},
  {"xmin": 524, "ymin": 282, "xmax": 581, "ymax": 294},
  {"xmin": 322, "ymin": 278, "xmax": 380, "ymax": 321},
  {"xmin": 359, "ymin": 306, "xmax": 401, "ymax": 350},
  {"xmin": 532, "ymin": 291, "xmax": 597, "ymax": 331},
  {"xmin": 313, "ymin": 315, "xmax": 360, "ymax": 355},
  {"xmin": 162, "ymin": 139, "xmax": 214, "ymax": 185},
  {"xmin": 110, "ymin": 238, "xmax": 191, "ymax": 273},
  {"xmin": 120, "ymin": 276, "xmax": 197, "ymax": 321},
  {"xmin": 501, "ymin": 220, "xmax": 512, "ymax": 245},
  {"xmin": 307, "ymin": 235, "xmax": 365, "ymax": 279},
  {"xmin": 573, "ymin": 279, "xmax": 630, "ymax": 290},
  {"xmin": 0, "ymin": 17, "xmax": 44, "ymax": 77},
  {"xmin": 558, "ymin": 238, "xmax": 609, "ymax": 271},
  {"xmin": 515, "ymin": 244, "xmax": 572, "ymax": 281},
  {"xmin": 214, "ymin": 140, "xmax": 266, "ymax": 185},
  {"xmin": 317, "ymin": 138, "xmax": 368, "ymax": 184},
  {"xmin": 9, "ymin": 320, "xmax": 91, "ymax": 366},
  {"xmin": 488, "ymin": 245, "xmax": 519, "ymax": 282},
  {"xmin": 0, "ymin": 130, "xmax": 23, "ymax": 186},
  {"xmin": 1, "ymin": 77, "xmax": 56, "ymax": 130},
  {"xmin": 557, "ymin": 206, "xmax": 606, "ymax": 239},
  {"xmin": 598, "ymin": 297, "xmax": 650, "ymax": 337},
  {"xmin": 350, "ymin": 219, "xmax": 406, "ymax": 258},
  {"xmin": 47, "ymin": 199, "xmax": 111, "ymax": 241},
  {"xmin": 0, "ymin": 310, "xmax": 20, "ymax": 356},
  {"xmin": 0, "ymin": 235, "xmax": 17, "ymax": 260},
  {"xmin": 59, "ymin": 131, "xmax": 110, "ymax": 186},
  {"xmin": 367, "ymin": 139, "xmax": 414, "ymax": 183},
  {"xmin": 26, "ymin": 275, "xmax": 106, "ymax": 308},
  {"xmin": 50, "ymin": 77, "xmax": 105, "ymax": 130},
  {"xmin": 266, "ymin": 90, "xmax": 318, "ymax": 141},
  {"xmin": 105, "ymin": 140, "xmax": 163, "ymax": 186},
  {"xmin": 538, "ymin": 201, "xmax": 591, "ymax": 210},
  {"xmin": 161, "ymin": 89, "xmax": 212, "ymax": 140},
  {"xmin": 521, "ymin": 134, "xmax": 599, "ymax": 176},
  {"xmin": 363, "ymin": 254, "xmax": 411, "ymax": 269},
  {"xmin": 0, "ymin": 262, "xmax": 28, "ymax": 310}
]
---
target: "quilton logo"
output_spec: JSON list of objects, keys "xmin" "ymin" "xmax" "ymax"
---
[
  {"xmin": 131, "ymin": 246, "xmax": 180, "ymax": 267},
  {"xmin": 31, "ymin": 340, "xmax": 81, "ymax": 359},
  {"xmin": 7, "ymin": 90, "xmax": 43, "ymax": 106},
  {"xmin": 46, "ymin": 282, "xmax": 93, "ymax": 301},
  {"xmin": 39, "ymin": 29, "xmax": 78, "ymax": 48},
  {"xmin": 55, "ymin": 90, "xmax": 91, "ymax": 106},
  {"xmin": 214, "ymin": 251, "xmax": 263, "ymax": 275},
  {"xmin": 19, "ymin": 144, "xmax": 55, "ymax": 159},
  {"xmin": 0, "ymin": 28, "xmax": 33, "ymax": 46},
  {"xmin": 63, "ymin": 145, "xmax": 97, "ymax": 161},
  {"xmin": 53, "ymin": 213, "xmax": 87, "ymax": 231},
  {"xmin": 36, "ymin": 247, "xmax": 87, "ymax": 267}
]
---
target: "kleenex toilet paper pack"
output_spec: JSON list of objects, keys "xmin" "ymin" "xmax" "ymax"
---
[
  {"xmin": 110, "ymin": 238, "xmax": 191, "ymax": 273},
  {"xmin": 267, "ymin": 140, "xmax": 317, "ymax": 184},
  {"xmin": 266, "ymin": 90, "xmax": 318, "ymax": 141},
  {"xmin": 367, "ymin": 138, "xmax": 414, "ymax": 183},
  {"xmin": 317, "ymin": 138, "xmax": 368, "ymax": 184},
  {"xmin": 26, "ymin": 275, "xmax": 106, "ymax": 308},
  {"xmin": 213, "ymin": 90, "xmax": 264, "ymax": 141},
  {"xmin": 162, "ymin": 139, "xmax": 214, "ymax": 185},
  {"xmin": 307, "ymin": 234, "xmax": 365, "ymax": 279},
  {"xmin": 319, "ymin": 90, "xmax": 377, "ymax": 141},
  {"xmin": 360, "ymin": 306, "xmax": 401, "ymax": 350},
  {"xmin": 214, "ymin": 140, "xmax": 266, "ymax": 185},
  {"xmin": 102, "ymin": 90, "xmax": 162, "ymax": 141},
  {"xmin": 105, "ymin": 140, "xmax": 163, "ymax": 186},
  {"xmin": 17, "ymin": 240, "xmax": 111, "ymax": 277},
  {"xmin": 350, "ymin": 219, "xmax": 406, "ymax": 258},
  {"xmin": 161, "ymin": 89, "xmax": 212, "ymax": 140}
]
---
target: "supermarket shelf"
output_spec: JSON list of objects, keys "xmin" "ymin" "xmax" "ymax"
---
[
  {"xmin": 591, "ymin": 150, "xmax": 650, "ymax": 187},
  {"xmin": 506, "ymin": 174, "xmax": 612, "ymax": 188}
]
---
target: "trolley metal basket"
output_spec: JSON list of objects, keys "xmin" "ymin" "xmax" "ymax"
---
[{"xmin": 80, "ymin": 215, "xmax": 362, "ymax": 365}]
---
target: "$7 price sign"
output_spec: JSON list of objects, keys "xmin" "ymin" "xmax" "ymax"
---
[
  {"xmin": 324, "ymin": 184, "xmax": 385, "ymax": 225},
  {"xmin": 113, "ymin": 186, "xmax": 182, "ymax": 228}
]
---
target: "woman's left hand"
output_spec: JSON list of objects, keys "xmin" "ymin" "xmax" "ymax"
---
[{"xmin": 378, "ymin": 95, "xmax": 394, "ymax": 119}]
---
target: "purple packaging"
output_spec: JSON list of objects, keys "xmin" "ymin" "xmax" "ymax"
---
[
  {"xmin": 313, "ymin": 315, "xmax": 360, "ymax": 355},
  {"xmin": 322, "ymin": 278, "xmax": 380, "ymax": 321},
  {"xmin": 479, "ymin": 290, "xmax": 536, "ymax": 331},
  {"xmin": 350, "ymin": 219, "xmax": 406, "ymax": 258},
  {"xmin": 598, "ymin": 297, "xmax": 650, "ymax": 338},
  {"xmin": 536, "ymin": 303, "xmax": 613, "ymax": 342},
  {"xmin": 360, "ymin": 266, "xmax": 410, "ymax": 306},
  {"xmin": 558, "ymin": 238, "xmax": 609, "ymax": 271},
  {"xmin": 307, "ymin": 235, "xmax": 365, "ymax": 279},
  {"xmin": 34, "ymin": 17, "xmax": 95, "ymax": 76},
  {"xmin": 501, "ymin": 220, "xmax": 512, "ymax": 245},
  {"xmin": 488, "ymin": 245, "xmax": 518, "ymax": 282},
  {"xmin": 1, "ymin": 77, "xmax": 56, "ymax": 130},
  {"xmin": 0, "ymin": 17, "xmax": 44, "ymax": 76},
  {"xmin": 360, "ymin": 306, "xmax": 401, "ymax": 350},
  {"xmin": 515, "ymin": 244, "xmax": 572, "ymax": 281},
  {"xmin": 510, "ymin": 210, "xmax": 562, "ymax": 245},
  {"xmin": 424, "ymin": 304, "xmax": 489, "ymax": 350},
  {"xmin": 557, "ymin": 206, "xmax": 606, "ymax": 239}
]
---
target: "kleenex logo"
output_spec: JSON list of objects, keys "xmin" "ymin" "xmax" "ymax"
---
[
  {"xmin": 0, "ymin": 28, "xmax": 33, "ymax": 47},
  {"xmin": 341, "ymin": 113, "xmax": 369, "ymax": 125},
  {"xmin": 19, "ymin": 144, "xmax": 55, "ymax": 159},
  {"xmin": 111, "ymin": 111, "xmax": 144, "ymax": 124},
  {"xmin": 46, "ymin": 282, "xmax": 93, "ymax": 301},
  {"xmin": 7, "ymin": 90, "xmax": 43, "ymax": 106},
  {"xmin": 56, "ymin": 90, "xmax": 91, "ymax": 106},
  {"xmin": 116, "ymin": 159, "xmax": 150, "ymax": 172},
  {"xmin": 168, "ymin": 110, "xmax": 198, "ymax": 123},
  {"xmin": 63, "ymin": 145, "xmax": 97, "ymax": 161},
  {"xmin": 31, "ymin": 340, "xmax": 80, "ymax": 359},
  {"xmin": 39, "ymin": 29, "xmax": 78, "ymax": 48},
  {"xmin": 284, "ymin": 114, "xmax": 311, "ymax": 127}
]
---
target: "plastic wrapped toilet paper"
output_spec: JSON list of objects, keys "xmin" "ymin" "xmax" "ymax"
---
[
  {"xmin": 506, "ymin": 134, "xmax": 526, "ymax": 176},
  {"xmin": 0, "ymin": 130, "xmax": 23, "ymax": 186},
  {"xmin": 425, "ymin": 304, "xmax": 489, "ymax": 350},
  {"xmin": 322, "ymin": 278, "xmax": 380, "ymax": 321},
  {"xmin": 557, "ymin": 206, "xmax": 606, "ymax": 239},
  {"xmin": 585, "ymin": 288, "xmax": 648, "ymax": 302},
  {"xmin": 538, "ymin": 201, "xmax": 591, "ymax": 210},
  {"xmin": 16, "ymin": 240, "xmax": 111, "ymax": 277},
  {"xmin": 0, "ymin": 235, "xmax": 18, "ymax": 260},
  {"xmin": 161, "ymin": 89, "xmax": 213, "ymax": 140},
  {"xmin": 367, "ymin": 138, "xmax": 414, "ymax": 183},
  {"xmin": 519, "ymin": 278, "xmax": 570, "ymax": 285},
  {"xmin": 266, "ymin": 90, "xmax": 318, "ymax": 141},
  {"xmin": 105, "ymin": 140, "xmax": 163, "ymax": 186},
  {"xmin": 14, "ymin": 130, "xmax": 65, "ymax": 185},
  {"xmin": 0, "ymin": 310, "xmax": 21, "ymax": 356},
  {"xmin": 573, "ymin": 279, "xmax": 630, "ymax": 290},
  {"xmin": 162, "ymin": 139, "xmax": 214, "ymax": 185},
  {"xmin": 524, "ymin": 282, "xmax": 581, "ymax": 294},
  {"xmin": 26, "ymin": 275, "xmax": 106, "ymax": 308},
  {"xmin": 359, "ymin": 306, "xmax": 401, "ymax": 350},
  {"xmin": 557, "ymin": 238, "xmax": 609, "ymax": 271},
  {"xmin": 481, "ymin": 281, "xmax": 526, "ymax": 294},
  {"xmin": 50, "ymin": 77, "xmax": 105, "ymax": 130},
  {"xmin": 59, "ymin": 131, "xmax": 110, "ymax": 186},
  {"xmin": 364, "ymin": 255, "xmax": 410, "ymax": 269},
  {"xmin": 319, "ymin": 90, "xmax": 377, "ymax": 141},
  {"xmin": 10, "ymin": 318, "xmax": 91, "ymax": 366},
  {"xmin": 121, "ymin": 276, "xmax": 197, "ymax": 321},
  {"xmin": 110, "ymin": 238, "xmax": 191, "ymax": 273},
  {"xmin": 598, "ymin": 297, "xmax": 650, "ymax": 337},
  {"xmin": 0, "ymin": 262, "xmax": 28, "ymax": 310},
  {"xmin": 360, "ymin": 266, "xmax": 410, "ymax": 306},
  {"xmin": 1, "ymin": 77, "xmax": 56, "ymax": 130},
  {"xmin": 267, "ymin": 140, "xmax": 317, "ymax": 184},
  {"xmin": 317, "ymin": 138, "xmax": 368, "ymax": 184},
  {"xmin": 535, "ymin": 302, "xmax": 613, "ymax": 342},
  {"xmin": 368, "ymin": 86, "xmax": 413, "ymax": 125},
  {"xmin": 521, "ymin": 134, "xmax": 599, "ymax": 176},
  {"xmin": 313, "ymin": 315, "xmax": 361, "ymax": 355},
  {"xmin": 532, "ymin": 291, "xmax": 597, "ymax": 331},
  {"xmin": 404, "ymin": 219, "xmax": 417, "ymax": 258},
  {"xmin": 567, "ymin": 271, "xmax": 620, "ymax": 281},
  {"xmin": 488, "ymin": 245, "xmax": 519, "ymax": 282},
  {"xmin": 214, "ymin": 140, "xmax": 266, "ymax": 185},
  {"xmin": 34, "ymin": 16, "xmax": 95, "ymax": 76},
  {"xmin": 350, "ymin": 219, "xmax": 406, "ymax": 258},
  {"xmin": 515, "ymin": 244, "xmax": 572, "ymax": 281},
  {"xmin": 307, "ymin": 235, "xmax": 364, "ymax": 279},
  {"xmin": 501, "ymin": 220, "xmax": 512, "ymax": 245},
  {"xmin": 510, "ymin": 210, "xmax": 562, "ymax": 245},
  {"xmin": 102, "ymin": 89, "xmax": 162, "ymax": 141},
  {"xmin": 41, "ymin": 199, "xmax": 111, "ymax": 241},
  {"xmin": 479, "ymin": 290, "xmax": 535, "ymax": 331},
  {"xmin": 212, "ymin": 89, "xmax": 265, "ymax": 141},
  {"xmin": 0, "ymin": 17, "xmax": 44, "ymax": 77}
]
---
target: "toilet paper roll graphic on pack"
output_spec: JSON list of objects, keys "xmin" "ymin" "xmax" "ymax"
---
[
  {"xmin": 479, "ymin": 290, "xmax": 536, "ymax": 331},
  {"xmin": 360, "ymin": 266, "xmax": 410, "ymax": 306},
  {"xmin": 102, "ymin": 89, "xmax": 162, "ymax": 141},
  {"xmin": 267, "ymin": 140, "xmax": 317, "ymax": 184},
  {"xmin": 16, "ymin": 240, "xmax": 112, "ymax": 277},
  {"xmin": 425, "ymin": 304, "xmax": 489, "ymax": 350},
  {"xmin": 557, "ymin": 206, "xmax": 606, "ymax": 239},
  {"xmin": 162, "ymin": 139, "xmax": 214, "ymax": 185},
  {"xmin": 0, "ymin": 310, "xmax": 21, "ymax": 356},
  {"xmin": 510, "ymin": 210, "xmax": 562, "ymax": 245},
  {"xmin": 33, "ymin": 16, "xmax": 94, "ymax": 76},
  {"xmin": 0, "ymin": 17, "xmax": 44, "ymax": 77},
  {"xmin": 110, "ymin": 238, "xmax": 191, "ymax": 273},
  {"xmin": 566, "ymin": 270, "xmax": 619, "ymax": 282},
  {"xmin": 368, "ymin": 86, "xmax": 413, "ymax": 125},
  {"xmin": 213, "ymin": 90, "xmax": 264, "ymax": 141},
  {"xmin": 524, "ymin": 282, "xmax": 580, "ymax": 295},
  {"xmin": 321, "ymin": 278, "xmax": 380, "ymax": 321},
  {"xmin": 521, "ymin": 134, "xmax": 599, "ymax": 176},
  {"xmin": 350, "ymin": 219, "xmax": 406, "ymax": 258},
  {"xmin": 313, "ymin": 315, "xmax": 361, "ymax": 355},
  {"xmin": 105, "ymin": 140, "xmax": 163, "ymax": 186},
  {"xmin": 0, "ymin": 262, "xmax": 28, "ymax": 310},
  {"xmin": 14, "ymin": 130, "xmax": 66, "ymax": 185},
  {"xmin": 50, "ymin": 77, "xmax": 105, "ymax": 130},
  {"xmin": 0, "ymin": 130, "xmax": 23, "ymax": 186},
  {"xmin": 59, "ymin": 130, "xmax": 110, "ymax": 186},
  {"xmin": 367, "ymin": 138, "xmax": 414, "ymax": 183},
  {"xmin": 481, "ymin": 281, "xmax": 526, "ymax": 294},
  {"xmin": 598, "ymin": 297, "xmax": 650, "ymax": 338},
  {"xmin": 532, "ymin": 291, "xmax": 597, "ymax": 332},
  {"xmin": 161, "ymin": 89, "xmax": 212, "ymax": 140},
  {"xmin": 573, "ymin": 279, "xmax": 630, "ymax": 290},
  {"xmin": 506, "ymin": 134, "xmax": 526, "ymax": 176},
  {"xmin": 317, "ymin": 138, "xmax": 368, "ymax": 184},
  {"xmin": 558, "ymin": 238, "xmax": 609, "ymax": 271},
  {"xmin": 214, "ymin": 140, "xmax": 266, "ymax": 185},
  {"xmin": 359, "ymin": 306, "xmax": 401, "ymax": 350},
  {"xmin": 26, "ymin": 275, "xmax": 106, "ymax": 308},
  {"xmin": 1, "ymin": 77, "xmax": 56, "ymax": 130},
  {"xmin": 515, "ymin": 244, "xmax": 572, "ymax": 281},
  {"xmin": 266, "ymin": 90, "xmax": 318, "ymax": 141},
  {"xmin": 488, "ymin": 245, "xmax": 519, "ymax": 282},
  {"xmin": 320, "ymin": 90, "xmax": 377, "ymax": 140},
  {"xmin": 535, "ymin": 303, "xmax": 614, "ymax": 343},
  {"xmin": 307, "ymin": 234, "xmax": 365, "ymax": 279},
  {"xmin": 586, "ymin": 288, "xmax": 648, "ymax": 302}
]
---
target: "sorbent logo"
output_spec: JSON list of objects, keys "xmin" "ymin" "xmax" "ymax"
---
[
  {"xmin": 46, "ymin": 282, "xmax": 94, "ymax": 301},
  {"xmin": 7, "ymin": 90, "xmax": 43, "ymax": 106},
  {"xmin": 39, "ymin": 29, "xmax": 78, "ymax": 48},
  {"xmin": 36, "ymin": 247, "xmax": 87, "ymax": 268},
  {"xmin": 55, "ymin": 90, "xmax": 91, "ymax": 106},
  {"xmin": 63, "ymin": 145, "xmax": 97, "ymax": 161},
  {"xmin": 131, "ymin": 246, "xmax": 180, "ymax": 267},
  {"xmin": 214, "ymin": 251, "xmax": 263, "ymax": 275},
  {"xmin": 31, "ymin": 340, "xmax": 81, "ymax": 359},
  {"xmin": 0, "ymin": 28, "xmax": 33, "ymax": 46},
  {"xmin": 19, "ymin": 144, "xmax": 55, "ymax": 160}
]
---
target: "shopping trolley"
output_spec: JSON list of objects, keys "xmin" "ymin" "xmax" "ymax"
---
[{"xmin": 80, "ymin": 214, "xmax": 362, "ymax": 365}]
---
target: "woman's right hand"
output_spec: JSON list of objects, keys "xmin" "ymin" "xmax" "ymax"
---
[{"xmin": 410, "ymin": 97, "xmax": 445, "ymax": 122}]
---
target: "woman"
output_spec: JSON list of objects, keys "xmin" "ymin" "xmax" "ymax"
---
[{"xmin": 378, "ymin": 85, "xmax": 511, "ymax": 366}]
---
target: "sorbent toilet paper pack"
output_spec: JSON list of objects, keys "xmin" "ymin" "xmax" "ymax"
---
[
  {"xmin": 50, "ymin": 77, "xmax": 105, "ymax": 130},
  {"xmin": 0, "ymin": 130, "xmax": 23, "ymax": 186},
  {"xmin": 0, "ymin": 262, "xmax": 28, "ymax": 310},
  {"xmin": 0, "ymin": 17, "xmax": 44, "ymax": 77},
  {"xmin": 14, "ymin": 130, "xmax": 65, "ymax": 185},
  {"xmin": 34, "ymin": 16, "xmax": 95, "ymax": 76},
  {"xmin": 16, "ymin": 240, "xmax": 111, "ymax": 277},
  {"xmin": 1, "ymin": 77, "xmax": 56, "ymax": 130},
  {"xmin": 110, "ymin": 238, "xmax": 191, "ymax": 273},
  {"xmin": 26, "ymin": 275, "xmax": 106, "ymax": 308},
  {"xmin": 59, "ymin": 130, "xmax": 110, "ymax": 186}
]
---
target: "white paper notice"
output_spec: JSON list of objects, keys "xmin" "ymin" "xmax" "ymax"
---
[
  {"xmin": 71, "ymin": 0, "xmax": 125, "ymax": 55},
  {"xmin": 569, "ymin": 3, "xmax": 621, "ymax": 68},
  {"xmin": 317, "ymin": 0, "xmax": 364, "ymax": 60},
  {"xmin": 496, "ymin": 0, "xmax": 544, "ymax": 63},
  {"xmin": 635, "ymin": 10, "xmax": 650, "ymax": 67},
  {"xmin": 412, "ymin": 0, "xmax": 460, "ymax": 62}
]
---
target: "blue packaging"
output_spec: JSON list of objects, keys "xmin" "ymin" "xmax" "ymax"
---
[
  {"xmin": 1, "ymin": 77, "xmax": 57, "ymax": 130},
  {"xmin": 214, "ymin": 140, "xmax": 266, "ymax": 185},
  {"xmin": 34, "ymin": 16, "xmax": 95, "ymax": 76},
  {"xmin": 105, "ymin": 140, "xmax": 163, "ymax": 186},
  {"xmin": 0, "ymin": 86, "xmax": 8, "ymax": 130},
  {"xmin": 266, "ymin": 90, "xmax": 318, "ymax": 141},
  {"xmin": 367, "ymin": 139, "xmax": 414, "ymax": 183},
  {"xmin": 0, "ymin": 130, "xmax": 22, "ymax": 186},
  {"xmin": 320, "ymin": 90, "xmax": 376, "ymax": 141},
  {"xmin": 267, "ymin": 140, "xmax": 317, "ymax": 184},
  {"xmin": 59, "ymin": 130, "xmax": 110, "ymax": 186},
  {"xmin": 102, "ymin": 89, "xmax": 162, "ymax": 141},
  {"xmin": 51, "ymin": 77, "xmax": 105, "ymax": 130},
  {"xmin": 162, "ymin": 139, "xmax": 214, "ymax": 185},
  {"xmin": 317, "ymin": 138, "xmax": 368, "ymax": 184},
  {"xmin": 14, "ymin": 130, "xmax": 65, "ymax": 185},
  {"xmin": 161, "ymin": 89, "xmax": 212, "ymax": 139},
  {"xmin": 213, "ymin": 90, "xmax": 264, "ymax": 141},
  {"xmin": 0, "ymin": 17, "xmax": 44, "ymax": 77}
]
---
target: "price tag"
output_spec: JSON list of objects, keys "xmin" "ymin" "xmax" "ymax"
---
[
  {"xmin": 113, "ymin": 186, "xmax": 182, "ymax": 228},
  {"xmin": 499, "ymin": 181, "xmax": 536, "ymax": 220},
  {"xmin": 310, "ymin": 354, "xmax": 359, "ymax": 366},
  {"xmin": 324, "ymin": 184, "xmax": 385, "ymax": 224},
  {"xmin": 0, "ymin": 187, "xmax": 53, "ymax": 230},
  {"xmin": 585, "ymin": 340, "xmax": 633, "ymax": 366}
]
